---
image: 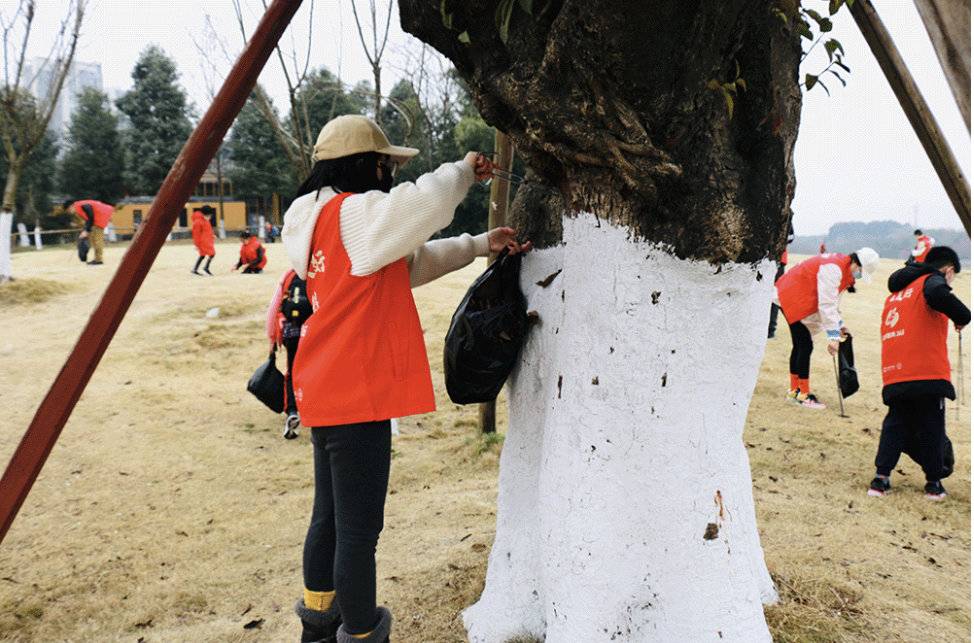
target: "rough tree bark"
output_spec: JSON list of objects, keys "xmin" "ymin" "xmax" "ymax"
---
[{"xmin": 400, "ymin": 1, "xmax": 802, "ymax": 641}]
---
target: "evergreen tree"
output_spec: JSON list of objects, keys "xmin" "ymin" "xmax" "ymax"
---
[
  {"xmin": 291, "ymin": 68, "xmax": 368, "ymax": 141},
  {"xmin": 59, "ymin": 88, "xmax": 125, "ymax": 203},
  {"xmin": 116, "ymin": 46, "xmax": 192, "ymax": 195},
  {"xmin": 227, "ymin": 96, "xmax": 296, "ymax": 201}
]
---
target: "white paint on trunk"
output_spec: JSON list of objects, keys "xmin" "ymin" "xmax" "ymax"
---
[
  {"xmin": 33, "ymin": 225, "xmax": 42, "ymax": 250},
  {"xmin": 258, "ymin": 215, "xmax": 266, "ymax": 240},
  {"xmin": 0, "ymin": 212, "xmax": 12, "ymax": 280},
  {"xmin": 16, "ymin": 222, "xmax": 29, "ymax": 247},
  {"xmin": 464, "ymin": 212, "xmax": 777, "ymax": 643},
  {"xmin": 107, "ymin": 224, "xmax": 117, "ymax": 243}
]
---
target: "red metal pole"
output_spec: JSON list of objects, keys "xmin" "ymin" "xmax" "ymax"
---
[{"xmin": 0, "ymin": 0, "xmax": 305, "ymax": 545}]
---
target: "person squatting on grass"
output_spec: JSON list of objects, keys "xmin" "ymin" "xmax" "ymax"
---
[
  {"xmin": 65, "ymin": 199, "xmax": 115, "ymax": 265},
  {"xmin": 266, "ymin": 268, "xmax": 312, "ymax": 439},
  {"xmin": 774, "ymin": 247, "xmax": 880, "ymax": 409},
  {"xmin": 191, "ymin": 205, "xmax": 217, "ymax": 275},
  {"xmin": 868, "ymin": 246, "xmax": 970, "ymax": 501},
  {"xmin": 235, "ymin": 230, "xmax": 266, "ymax": 273},
  {"xmin": 280, "ymin": 114, "xmax": 530, "ymax": 643}
]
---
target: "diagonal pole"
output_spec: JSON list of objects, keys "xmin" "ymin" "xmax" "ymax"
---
[
  {"xmin": 0, "ymin": 0, "xmax": 305, "ymax": 546},
  {"xmin": 850, "ymin": 0, "xmax": 971, "ymax": 236}
]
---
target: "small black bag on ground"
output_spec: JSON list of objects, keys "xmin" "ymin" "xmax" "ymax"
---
[
  {"xmin": 77, "ymin": 237, "xmax": 89, "ymax": 263},
  {"xmin": 444, "ymin": 249, "xmax": 528, "ymax": 404},
  {"xmin": 247, "ymin": 350, "xmax": 285, "ymax": 413},
  {"xmin": 838, "ymin": 334, "xmax": 859, "ymax": 398}
]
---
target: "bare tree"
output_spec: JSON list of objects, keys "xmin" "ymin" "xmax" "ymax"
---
[
  {"xmin": 0, "ymin": 0, "xmax": 85, "ymax": 213},
  {"xmin": 349, "ymin": 0, "xmax": 394, "ymax": 124}
]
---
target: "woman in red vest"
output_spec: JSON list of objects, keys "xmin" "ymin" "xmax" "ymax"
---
[
  {"xmin": 65, "ymin": 199, "xmax": 114, "ymax": 265},
  {"xmin": 774, "ymin": 248, "xmax": 879, "ymax": 409},
  {"xmin": 281, "ymin": 114, "xmax": 529, "ymax": 642},
  {"xmin": 234, "ymin": 231, "xmax": 266, "ymax": 273},
  {"xmin": 868, "ymin": 246, "xmax": 969, "ymax": 500},
  {"xmin": 911, "ymin": 229, "xmax": 935, "ymax": 263},
  {"xmin": 190, "ymin": 205, "xmax": 216, "ymax": 275}
]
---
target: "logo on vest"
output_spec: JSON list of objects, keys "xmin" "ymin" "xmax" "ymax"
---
[
  {"xmin": 308, "ymin": 250, "xmax": 326, "ymax": 279},
  {"xmin": 295, "ymin": 387, "xmax": 303, "ymax": 402},
  {"xmin": 884, "ymin": 307, "xmax": 900, "ymax": 328},
  {"xmin": 311, "ymin": 291, "xmax": 320, "ymax": 314}
]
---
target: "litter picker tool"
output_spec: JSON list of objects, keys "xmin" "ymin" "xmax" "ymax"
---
[
  {"xmin": 832, "ymin": 353, "xmax": 848, "ymax": 418},
  {"xmin": 957, "ymin": 331, "xmax": 965, "ymax": 421},
  {"xmin": 0, "ymin": 0, "xmax": 305, "ymax": 546}
]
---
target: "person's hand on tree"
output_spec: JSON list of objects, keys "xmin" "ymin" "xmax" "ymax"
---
[
  {"xmin": 488, "ymin": 226, "xmax": 533, "ymax": 255},
  {"xmin": 827, "ymin": 340, "xmax": 840, "ymax": 356}
]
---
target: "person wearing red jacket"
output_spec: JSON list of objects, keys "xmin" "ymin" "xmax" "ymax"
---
[
  {"xmin": 774, "ymin": 248, "xmax": 879, "ymax": 409},
  {"xmin": 65, "ymin": 199, "xmax": 114, "ymax": 265},
  {"xmin": 911, "ymin": 229, "xmax": 935, "ymax": 263},
  {"xmin": 868, "ymin": 246, "xmax": 969, "ymax": 501},
  {"xmin": 266, "ymin": 269, "xmax": 312, "ymax": 439},
  {"xmin": 234, "ymin": 231, "xmax": 266, "ymax": 273},
  {"xmin": 191, "ymin": 205, "xmax": 217, "ymax": 275}
]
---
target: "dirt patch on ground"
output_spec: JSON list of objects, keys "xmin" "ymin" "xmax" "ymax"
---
[{"xmin": 0, "ymin": 277, "xmax": 72, "ymax": 306}]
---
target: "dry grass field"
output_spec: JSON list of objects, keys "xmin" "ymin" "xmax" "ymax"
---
[{"xmin": 0, "ymin": 240, "xmax": 968, "ymax": 642}]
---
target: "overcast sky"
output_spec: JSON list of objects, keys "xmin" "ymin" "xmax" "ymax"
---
[{"xmin": 6, "ymin": 0, "xmax": 970, "ymax": 235}]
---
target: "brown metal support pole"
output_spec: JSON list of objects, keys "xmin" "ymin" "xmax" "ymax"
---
[
  {"xmin": 480, "ymin": 130, "xmax": 514, "ymax": 434},
  {"xmin": 0, "ymin": 0, "xmax": 305, "ymax": 546},
  {"xmin": 850, "ymin": 0, "xmax": 971, "ymax": 236}
]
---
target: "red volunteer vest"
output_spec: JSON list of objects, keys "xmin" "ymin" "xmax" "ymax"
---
[
  {"xmin": 240, "ymin": 238, "xmax": 267, "ymax": 269},
  {"xmin": 73, "ymin": 199, "xmax": 114, "ymax": 228},
  {"xmin": 881, "ymin": 274, "xmax": 951, "ymax": 386},
  {"xmin": 292, "ymin": 193, "xmax": 435, "ymax": 426},
  {"xmin": 191, "ymin": 211, "xmax": 215, "ymax": 256},
  {"xmin": 915, "ymin": 236, "xmax": 933, "ymax": 263},
  {"xmin": 775, "ymin": 254, "xmax": 855, "ymax": 324}
]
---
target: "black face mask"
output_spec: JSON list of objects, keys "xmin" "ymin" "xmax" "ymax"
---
[{"xmin": 378, "ymin": 172, "xmax": 394, "ymax": 193}]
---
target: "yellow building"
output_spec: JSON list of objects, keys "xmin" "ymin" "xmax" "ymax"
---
[{"xmin": 114, "ymin": 197, "xmax": 247, "ymax": 236}]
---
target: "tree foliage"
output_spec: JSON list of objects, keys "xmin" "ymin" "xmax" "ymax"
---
[
  {"xmin": 227, "ymin": 96, "xmax": 296, "ymax": 200},
  {"xmin": 0, "ymin": 125, "xmax": 58, "ymax": 221},
  {"xmin": 59, "ymin": 87, "xmax": 125, "ymax": 203},
  {"xmin": 115, "ymin": 46, "xmax": 192, "ymax": 195}
]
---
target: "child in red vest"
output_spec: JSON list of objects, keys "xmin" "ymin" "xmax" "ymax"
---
[
  {"xmin": 191, "ymin": 205, "xmax": 216, "ymax": 275},
  {"xmin": 266, "ymin": 269, "xmax": 312, "ymax": 439},
  {"xmin": 234, "ymin": 231, "xmax": 266, "ymax": 273},
  {"xmin": 281, "ymin": 114, "xmax": 530, "ymax": 643},
  {"xmin": 868, "ymin": 246, "xmax": 969, "ymax": 500},
  {"xmin": 911, "ymin": 229, "xmax": 935, "ymax": 263},
  {"xmin": 773, "ymin": 248, "xmax": 879, "ymax": 409}
]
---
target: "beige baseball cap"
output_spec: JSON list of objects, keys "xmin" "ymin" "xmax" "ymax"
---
[{"xmin": 312, "ymin": 114, "xmax": 419, "ymax": 165}]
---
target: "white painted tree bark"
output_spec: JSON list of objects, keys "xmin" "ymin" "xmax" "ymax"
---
[
  {"xmin": 16, "ymin": 222, "xmax": 29, "ymax": 247},
  {"xmin": 464, "ymin": 213, "xmax": 777, "ymax": 643},
  {"xmin": 33, "ymin": 225, "xmax": 42, "ymax": 250},
  {"xmin": 0, "ymin": 212, "xmax": 12, "ymax": 281}
]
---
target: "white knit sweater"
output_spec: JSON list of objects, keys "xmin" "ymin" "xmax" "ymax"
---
[{"xmin": 281, "ymin": 160, "xmax": 490, "ymax": 287}]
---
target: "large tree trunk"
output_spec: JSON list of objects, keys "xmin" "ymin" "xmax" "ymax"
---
[
  {"xmin": 913, "ymin": 0, "xmax": 971, "ymax": 130},
  {"xmin": 1, "ymin": 166, "xmax": 21, "ymax": 281},
  {"xmin": 399, "ymin": 2, "xmax": 802, "ymax": 640}
]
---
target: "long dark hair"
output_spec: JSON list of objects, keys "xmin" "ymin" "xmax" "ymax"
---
[{"xmin": 295, "ymin": 152, "xmax": 384, "ymax": 198}]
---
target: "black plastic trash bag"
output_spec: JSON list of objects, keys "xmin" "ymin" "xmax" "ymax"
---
[
  {"xmin": 838, "ymin": 334, "xmax": 859, "ymax": 398},
  {"xmin": 444, "ymin": 249, "xmax": 528, "ymax": 404},
  {"xmin": 77, "ymin": 236, "xmax": 89, "ymax": 263},
  {"xmin": 247, "ymin": 350, "xmax": 285, "ymax": 413}
]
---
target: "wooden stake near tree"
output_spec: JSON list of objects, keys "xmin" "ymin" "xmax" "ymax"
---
[
  {"xmin": 851, "ymin": 0, "xmax": 971, "ymax": 235},
  {"xmin": 479, "ymin": 129, "xmax": 513, "ymax": 434},
  {"xmin": 0, "ymin": 0, "xmax": 305, "ymax": 545}
]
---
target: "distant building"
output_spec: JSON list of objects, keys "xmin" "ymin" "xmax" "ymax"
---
[{"xmin": 24, "ymin": 58, "xmax": 103, "ymax": 137}]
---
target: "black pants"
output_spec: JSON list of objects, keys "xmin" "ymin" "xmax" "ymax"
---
[
  {"xmin": 283, "ymin": 335, "xmax": 300, "ymax": 415},
  {"xmin": 304, "ymin": 421, "xmax": 391, "ymax": 634},
  {"xmin": 768, "ymin": 263, "xmax": 786, "ymax": 337},
  {"xmin": 788, "ymin": 321, "xmax": 813, "ymax": 379},
  {"xmin": 193, "ymin": 255, "xmax": 213, "ymax": 271},
  {"xmin": 875, "ymin": 396, "xmax": 946, "ymax": 481}
]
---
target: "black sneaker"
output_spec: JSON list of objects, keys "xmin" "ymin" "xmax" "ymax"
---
[
  {"xmin": 924, "ymin": 480, "xmax": 947, "ymax": 501},
  {"xmin": 87, "ymin": 260, "xmax": 104, "ymax": 265},
  {"xmin": 203, "ymin": 267, "xmax": 213, "ymax": 275},
  {"xmin": 191, "ymin": 269, "xmax": 201, "ymax": 275},
  {"xmin": 867, "ymin": 477, "xmax": 891, "ymax": 497}
]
